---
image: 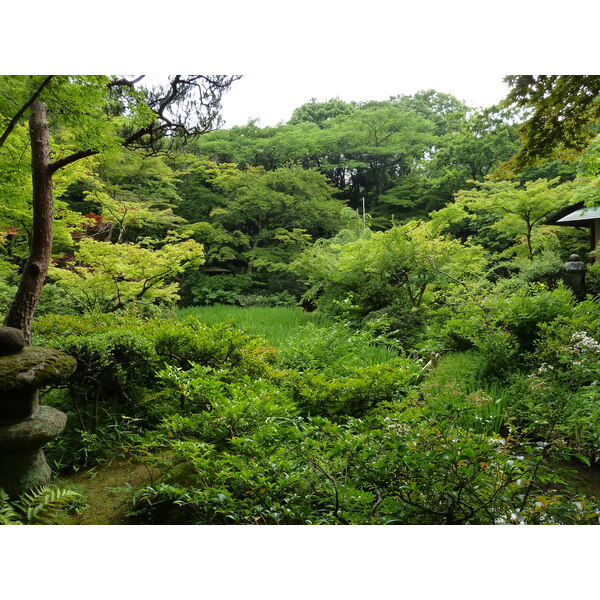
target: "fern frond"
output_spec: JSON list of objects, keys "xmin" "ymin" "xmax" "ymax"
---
[
  {"xmin": 13, "ymin": 487, "xmax": 83, "ymax": 524},
  {"xmin": 0, "ymin": 488, "xmax": 22, "ymax": 525}
]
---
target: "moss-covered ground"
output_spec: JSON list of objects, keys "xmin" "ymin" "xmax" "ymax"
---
[{"xmin": 58, "ymin": 456, "xmax": 165, "ymax": 525}]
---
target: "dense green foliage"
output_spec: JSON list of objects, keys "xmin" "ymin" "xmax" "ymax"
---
[
  {"xmin": 502, "ymin": 75, "xmax": 600, "ymax": 171},
  {"xmin": 25, "ymin": 303, "xmax": 600, "ymax": 525},
  {"xmin": 3, "ymin": 75, "xmax": 600, "ymax": 525}
]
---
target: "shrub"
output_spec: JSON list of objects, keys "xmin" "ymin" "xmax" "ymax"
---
[
  {"xmin": 491, "ymin": 283, "xmax": 575, "ymax": 352},
  {"xmin": 497, "ymin": 252, "xmax": 565, "ymax": 290},
  {"xmin": 34, "ymin": 312, "xmax": 147, "ymax": 342},
  {"xmin": 36, "ymin": 283, "xmax": 80, "ymax": 315},
  {"xmin": 235, "ymin": 291, "xmax": 296, "ymax": 307},
  {"xmin": 585, "ymin": 263, "xmax": 600, "ymax": 296},
  {"xmin": 512, "ymin": 312, "xmax": 600, "ymax": 459},
  {"xmin": 33, "ymin": 313, "xmax": 279, "ymax": 464},
  {"xmin": 420, "ymin": 352, "xmax": 511, "ymax": 435},
  {"xmin": 432, "ymin": 311, "xmax": 519, "ymax": 377},
  {"xmin": 271, "ymin": 358, "xmax": 420, "ymax": 417},
  {"xmin": 55, "ymin": 329, "xmax": 160, "ymax": 397},
  {"xmin": 47, "ymin": 236, "xmax": 204, "ymax": 313},
  {"xmin": 431, "ymin": 282, "xmax": 575, "ymax": 366},
  {"xmin": 35, "ymin": 313, "xmax": 276, "ymax": 385},
  {"xmin": 180, "ymin": 272, "xmax": 255, "ymax": 306},
  {"xmin": 124, "ymin": 399, "xmax": 596, "ymax": 525},
  {"xmin": 153, "ymin": 317, "xmax": 276, "ymax": 377},
  {"xmin": 158, "ymin": 366, "xmax": 298, "ymax": 448},
  {"xmin": 533, "ymin": 298, "xmax": 600, "ymax": 384},
  {"xmin": 361, "ymin": 304, "xmax": 426, "ymax": 349}
]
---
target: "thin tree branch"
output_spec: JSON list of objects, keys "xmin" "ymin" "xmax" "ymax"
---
[
  {"xmin": 425, "ymin": 257, "xmax": 490, "ymax": 325},
  {"xmin": 369, "ymin": 487, "xmax": 384, "ymax": 520},
  {"xmin": 49, "ymin": 148, "xmax": 99, "ymax": 173},
  {"xmin": 49, "ymin": 123, "xmax": 154, "ymax": 172},
  {"xmin": 108, "ymin": 76, "xmax": 145, "ymax": 88},
  {"xmin": 51, "ymin": 75, "xmax": 239, "ymax": 171},
  {"xmin": 0, "ymin": 75, "xmax": 53, "ymax": 150}
]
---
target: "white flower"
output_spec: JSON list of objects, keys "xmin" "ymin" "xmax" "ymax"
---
[{"xmin": 571, "ymin": 331, "xmax": 600, "ymax": 353}]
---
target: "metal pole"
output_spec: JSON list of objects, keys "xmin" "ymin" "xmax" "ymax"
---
[{"xmin": 362, "ymin": 197, "xmax": 366, "ymax": 229}]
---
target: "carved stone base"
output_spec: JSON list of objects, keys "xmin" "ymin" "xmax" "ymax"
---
[
  {"xmin": 0, "ymin": 340, "xmax": 75, "ymax": 498},
  {"xmin": 0, "ymin": 405, "xmax": 67, "ymax": 498},
  {"xmin": 0, "ymin": 449, "xmax": 52, "ymax": 499}
]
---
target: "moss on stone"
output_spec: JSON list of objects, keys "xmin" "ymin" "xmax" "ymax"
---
[
  {"xmin": 0, "ymin": 346, "xmax": 77, "ymax": 392},
  {"xmin": 0, "ymin": 449, "xmax": 52, "ymax": 499},
  {"xmin": 0, "ymin": 406, "xmax": 67, "ymax": 454}
]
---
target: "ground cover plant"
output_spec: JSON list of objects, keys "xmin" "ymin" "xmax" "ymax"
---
[
  {"xmin": 177, "ymin": 305, "xmax": 333, "ymax": 347},
  {"xmin": 22, "ymin": 304, "xmax": 599, "ymax": 525}
]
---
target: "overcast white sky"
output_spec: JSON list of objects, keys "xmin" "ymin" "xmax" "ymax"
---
[
  {"xmin": 217, "ymin": 72, "xmax": 512, "ymax": 127},
  {"xmin": 7, "ymin": 0, "xmax": 597, "ymax": 133}
]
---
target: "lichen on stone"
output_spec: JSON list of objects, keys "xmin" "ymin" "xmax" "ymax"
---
[
  {"xmin": 0, "ymin": 406, "xmax": 67, "ymax": 454},
  {"xmin": 0, "ymin": 346, "xmax": 77, "ymax": 392}
]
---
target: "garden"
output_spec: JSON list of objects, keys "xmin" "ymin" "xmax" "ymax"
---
[{"xmin": 1, "ymin": 75, "xmax": 600, "ymax": 525}]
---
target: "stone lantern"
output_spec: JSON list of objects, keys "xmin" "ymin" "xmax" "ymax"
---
[
  {"xmin": 0, "ymin": 327, "xmax": 76, "ymax": 498},
  {"xmin": 564, "ymin": 254, "xmax": 587, "ymax": 300}
]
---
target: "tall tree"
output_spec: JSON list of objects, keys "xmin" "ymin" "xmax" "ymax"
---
[
  {"xmin": 288, "ymin": 98, "xmax": 355, "ymax": 128},
  {"xmin": 4, "ymin": 101, "xmax": 54, "ymax": 341},
  {"xmin": 79, "ymin": 151, "xmax": 186, "ymax": 243},
  {"xmin": 292, "ymin": 218, "xmax": 486, "ymax": 317},
  {"xmin": 0, "ymin": 76, "xmax": 53, "ymax": 150},
  {"xmin": 412, "ymin": 105, "xmax": 522, "ymax": 214},
  {"xmin": 0, "ymin": 75, "xmax": 239, "ymax": 341},
  {"xmin": 391, "ymin": 90, "xmax": 469, "ymax": 137},
  {"xmin": 206, "ymin": 166, "xmax": 345, "ymax": 275},
  {"xmin": 320, "ymin": 103, "xmax": 435, "ymax": 223},
  {"xmin": 430, "ymin": 178, "xmax": 573, "ymax": 260}
]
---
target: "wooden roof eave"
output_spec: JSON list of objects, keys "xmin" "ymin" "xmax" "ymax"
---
[{"xmin": 546, "ymin": 201, "xmax": 585, "ymax": 226}]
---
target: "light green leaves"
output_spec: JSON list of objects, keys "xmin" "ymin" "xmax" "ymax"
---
[{"xmin": 48, "ymin": 236, "xmax": 204, "ymax": 312}]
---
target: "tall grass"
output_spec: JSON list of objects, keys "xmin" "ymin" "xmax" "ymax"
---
[
  {"xmin": 422, "ymin": 350, "xmax": 509, "ymax": 434},
  {"xmin": 177, "ymin": 305, "xmax": 333, "ymax": 347},
  {"xmin": 176, "ymin": 305, "xmax": 399, "ymax": 368}
]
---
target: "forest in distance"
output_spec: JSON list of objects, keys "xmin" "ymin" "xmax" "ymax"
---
[{"xmin": 2, "ymin": 75, "xmax": 600, "ymax": 524}]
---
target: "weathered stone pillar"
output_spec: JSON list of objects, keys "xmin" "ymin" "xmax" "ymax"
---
[
  {"xmin": 564, "ymin": 254, "xmax": 587, "ymax": 300},
  {"xmin": 0, "ymin": 327, "xmax": 76, "ymax": 498}
]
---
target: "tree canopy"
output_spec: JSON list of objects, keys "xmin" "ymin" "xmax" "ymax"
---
[
  {"xmin": 501, "ymin": 75, "xmax": 600, "ymax": 172},
  {"xmin": 1, "ymin": 74, "xmax": 594, "ymax": 332},
  {"xmin": 0, "ymin": 75, "xmax": 239, "ymax": 339},
  {"xmin": 4, "ymin": 74, "xmax": 600, "ymax": 529}
]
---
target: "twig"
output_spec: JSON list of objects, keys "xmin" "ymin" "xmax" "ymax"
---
[{"xmin": 426, "ymin": 257, "xmax": 490, "ymax": 325}]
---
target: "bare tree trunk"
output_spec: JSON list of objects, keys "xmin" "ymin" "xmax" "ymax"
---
[{"xmin": 4, "ymin": 101, "xmax": 53, "ymax": 343}]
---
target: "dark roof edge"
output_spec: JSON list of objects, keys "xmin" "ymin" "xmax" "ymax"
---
[{"xmin": 546, "ymin": 201, "xmax": 586, "ymax": 225}]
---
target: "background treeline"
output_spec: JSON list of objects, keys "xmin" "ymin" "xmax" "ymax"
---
[{"xmin": 1, "ymin": 84, "xmax": 587, "ymax": 317}]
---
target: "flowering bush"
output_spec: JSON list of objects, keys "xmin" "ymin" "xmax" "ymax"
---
[{"xmin": 505, "ymin": 318, "xmax": 600, "ymax": 459}]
